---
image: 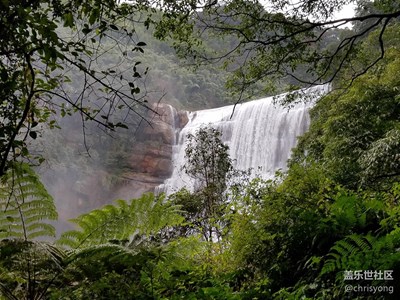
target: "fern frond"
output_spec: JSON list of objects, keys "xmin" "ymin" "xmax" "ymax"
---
[
  {"xmin": 66, "ymin": 243, "xmax": 137, "ymax": 263},
  {"xmin": 321, "ymin": 234, "xmax": 375, "ymax": 276},
  {"xmin": 349, "ymin": 234, "xmax": 373, "ymax": 251},
  {"xmin": 0, "ymin": 163, "xmax": 57, "ymax": 240},
  {"xmin": 58, "ymin": 193, "xmax": 184, "ymax": 249}
]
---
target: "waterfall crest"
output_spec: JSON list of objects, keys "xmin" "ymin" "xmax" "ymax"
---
[{"xmin": 159, "ymin": 85, "xmax": 329, "ymax": 194}]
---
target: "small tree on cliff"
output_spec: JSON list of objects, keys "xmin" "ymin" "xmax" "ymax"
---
[{"xmin": 176, "ymin": 125, "xmax": 233, "ymax": 241}]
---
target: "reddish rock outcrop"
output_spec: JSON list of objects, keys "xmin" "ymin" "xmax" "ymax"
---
[
  {"xmin": 46, "ymin": 103, "xmax": 189, "ymax": 228},
  {"xmin": 111, "ymin": 103, "xmax": 182, "ymax": 199}
]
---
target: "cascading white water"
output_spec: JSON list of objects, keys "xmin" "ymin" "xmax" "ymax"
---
[{"xmin": 159, "ymin": 85, "xmax": 329, "ymax": 194}]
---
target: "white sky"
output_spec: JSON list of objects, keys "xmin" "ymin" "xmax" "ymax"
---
[
  {"xmin": 332, "ymin": 3, "xmax": 357, "ymax": 28},
  {"xmin": 334, "ymin": 3, "xmax": 357, "ymax": 19},
  {"xmin": 259, "ymin": 0, "xmax": 356, "ymax": 19}
]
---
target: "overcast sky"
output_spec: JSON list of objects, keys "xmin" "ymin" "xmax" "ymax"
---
[
  {"xmin": 335, "ymin": 3, "xmax": 356, "ymax": 19},
  {"xmin": 259, "ymin": 0, "xmax": 356, "ymax": 19}
]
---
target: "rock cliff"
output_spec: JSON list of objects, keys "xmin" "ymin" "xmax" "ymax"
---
[
  {"xmin": 114, "ymin": 103, "xmax": 187, "ymax": 201},
  {"xmin": 39, "ymin": 103, "xmax": 188, "ymax": 229}
]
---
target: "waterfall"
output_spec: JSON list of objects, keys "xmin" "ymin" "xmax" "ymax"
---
[{"xmin": 158, "ymin": 85, "xmax": 329, "ymax": 194}]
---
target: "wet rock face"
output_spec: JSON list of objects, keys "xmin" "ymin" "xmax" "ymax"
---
[
  {"xmin": 94, "ymin": 102, "xmax": 184, "ymax": 201},
  {"xmin": 130, "ymin": 103, "xmax": 178, "ymax": 176},
  {"xmin": 44, "ymin": 103, "xmax": 187, "ymax": 227},
  {"xmin": 110, "ymin": 103, "xmax": 187, "ymax": 202}
]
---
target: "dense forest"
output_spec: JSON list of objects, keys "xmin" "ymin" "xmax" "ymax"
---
[{"xmin": 1, "ymin": 0, "xmax": 400, "ymax": 299}]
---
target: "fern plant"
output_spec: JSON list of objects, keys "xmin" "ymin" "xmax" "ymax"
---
[
  {"xmin": 321, "ymin": 234, "xmax": 375, "ymax": 277},
  {"xmin": 274, "ymin": 186, "xmax": 400, "ymax": 300},
  {"xmin": 0, "ymin": 239, "xmax": 66, "ymax": 300},
  {"xmin": 0, "ymin": 163, "xmax": 62, "ymax": 300},
  {"xmin": 54, "ymin": 194, "xmax": 187, "ymax": 299},
  {"xmin": 57, "ymin": 193, "xmax": 184, "ymax": 248},
  {"xmin": 0, "ymin": 162, "xmax": 57, "ymax": 240}
]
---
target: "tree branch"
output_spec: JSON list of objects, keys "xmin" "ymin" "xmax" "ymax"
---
[{"xmin": 0, "ymin": 53, "xmax": 35, "ymax": 176}]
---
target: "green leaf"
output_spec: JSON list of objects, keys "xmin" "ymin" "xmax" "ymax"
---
[
  {"xmin": 0, "ymin": 163, "xmax": 57, "ymax": 240},
  {"xmin": 29, "ymin": 131, "xmax": 37, "ymax": 139},
  {"xmin": 57, "ymin": 193, "xmax": 183, "ymax": 248},
  {"xmin": 109, "ymin": 24, "xmax": 119, "ymax": 31},
  {"xmin": 63, "ymin": 12, "xmax": 74, "ymax": 28},
  {"xmin": 21, "ymin": 147, "xmax": 29, "ymax": 156},
  {"xmin": 115, "ymin": 122, "xmax": 128, "ymax": 129},
  {"xmin": 89, "ymin": 8, "xmax": 100, "ymax": 25}
]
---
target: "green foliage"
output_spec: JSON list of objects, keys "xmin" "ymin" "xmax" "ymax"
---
[
  {"xmin": 0, "ymin": 0, "xmax": 154, "ymax": 175},
  {"xmin": 234, "ymin": 165, "xmax": 336, "ymax": 289},
  {"xmin": 54, "ymin": 237, "xmax": 239, "ymax": 299},
  {"xmin": 53, "ymin": 243, "xmax": 161, "ymax": 299},
  {"xmin": 184, "ymin": 125, "xmax": 233, "ymax": 190},
  {"xmin": 172, "ymin": 126, "xmax": 234, "ymax": 241},
  {"xmin": 151, "ymin": 236, "xmax": 240, "ymax": 300},
  {"xmin": 0, "ymin": 163, "xmax": 57, "ymax": 240},
  {"xmin": 292, "ymin": 25, "xmax": 400, "ymax": 188},
  {"xmin": 314, "ymin": 184, "xmax": 400, "ymax": 297},
  {"xmin": 152, "ymin": 0, "xmax": 400, "ymax": 101},
  {"xmin": 0, "ymin": 164, "xmax": 60, "ymax": 299},
  {"xmin": 313, "ymin": 228, "xmax": 400, "ymax": 299},
  {"xmin": 57, "ymin": 193, "xmax": 184, "ymax": 248},
  {"xmin": 321, "ymin": 234, "xmax": 376, "ymax": 276},
  {"xmin": 225, "ymin": 159, "xmax": 400, "ymax": 298},
  {"xmin": 0, "ymin": 239, "xmax": 66, "ymax": 300}
]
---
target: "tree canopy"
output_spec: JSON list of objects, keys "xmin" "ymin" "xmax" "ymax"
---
[
  {"xmin": 291, "ymin": 24, "xmax": 400, "ymax": 188},
  {"xmin": 149, "ymin": 0, "xmax": 400, "ymax": 99},
  {"xmin": 0, "ymin": 0, "xmax": 154, "ymax": 176}
]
